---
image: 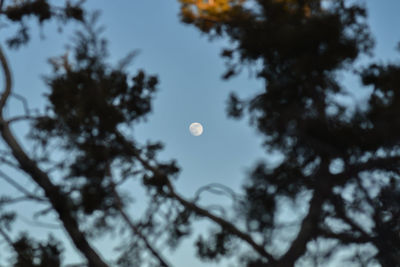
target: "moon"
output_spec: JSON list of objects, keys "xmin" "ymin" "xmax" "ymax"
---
[{"xmin": 189, "ymin": 122, "xmax": 203, "ymax": 136}]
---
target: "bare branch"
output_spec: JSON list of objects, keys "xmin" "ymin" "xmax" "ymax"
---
[
  {"xmin": 319, "ymin": 229, "xmax": 370, "ymax": 244},
  {"xmin": 0, "ymin": 45, "xmax": 11, "ymax": 112},
  {"xmin": 11, "ymin": 93, "xmax": 31, "ymax": 115},
  {"xmin": 351, "ymin": 156, "xmax": 400, "ymax": 174},
  {"xmin": 18, "ymin": 214, "xmax": 61, "ymax": 229},
  {"xmin": 0, "ymin": 169, "xmax": 47, "ymax": 202},
  {"xmin": 65, "ymin": 264, "xmax": 87, "ymax": 267},
  {"xmin": 194, "ymin": 182, "xmax": 239, "ymax": 203},
  {"xmin": 6, "ymin": 115, "xmax": 34, "ymax": 124},
  {"xmin": 112, "ymin": 185, "xmax": 171, "ymax": 267},
  {"xmin": 0, "ymin": 153, "xmax": 20, "ymax": 169},
  {"xmin": 330, "ymin": 194, "xmax": 371, "ymax": 238},
  {"xmin": 0, "ymin": 196, "xmax": 46, "ymax": 206}
]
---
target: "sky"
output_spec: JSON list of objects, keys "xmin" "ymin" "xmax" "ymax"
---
[{"xmin": 1, "ymin": 0, "xmax": 400, "ymax": 266}]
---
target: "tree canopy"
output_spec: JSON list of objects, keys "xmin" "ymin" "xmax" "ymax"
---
[{"xmin": 0, "ymin": 0, "xmax": 400, "ymax": 266}]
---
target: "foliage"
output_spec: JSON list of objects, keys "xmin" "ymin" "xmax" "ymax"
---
[
  {"xmin": 179, "ymin": 0, "xmax": 400, "ymax": 266},
  {"xmin": 11, "ymin": 234, "xmax": 62, "ymax": 267},
  {"xmin": 0, "ymin": 0, "xmax": 400, "ymax": 267}
]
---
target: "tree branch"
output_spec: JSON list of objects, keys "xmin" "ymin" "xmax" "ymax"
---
[
  {"xmin": 319, "ymin": 229, "xmax": 370, "ymax": 244},
  {"xmin": 6, "ymin": 115, "xmax": 34, "ymax": 124},
  {"xmin": 0, "ymin": 45, "xmax": 11, "ymax": 112},
  {"xmin": 330, "ymin": 194, "xmax": 370, "ymax": 238},
  {"xmin": 276, "ymin": 161, "xmax": 330, "ymax": 266},
  {"xmin": 0, "ymin": 169, "xmax": 46, "ymax": 202},
  {"xmin": 167, "ymin": 183, "xmax": 276, "ymax": 263},
  {"xmin": 112, "ymin": 186, "xmax": 171, "ymax": 267},
  {"xmin": 115, "ymin": 132, "xmax": 277, "ymax": 263},
  {"xmin": 0, "ymin": 45, "xmax": 109, "ymax": 267}
]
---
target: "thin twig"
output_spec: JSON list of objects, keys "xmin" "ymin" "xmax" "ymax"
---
[
  {"xmin": 0, "ymin": 196, "xmax": 45, "ymax": 205},
  {"xmin": 18, "ymin": 214, "xmax": 61, "ymax": 229},
  {"xmin": 0, "ymin": 154, "xmax": 20, "ymax": 169},
  {"xmin": 6, "ymin": 115, "xmax": 34, "ymax": 124},
  {"xmin": 11, "ymin": 93, "xmax": 31, "ymax": 115},
  {"xmin": 0, "ymin": 169, "xmax": 47, "ymax": 202},
  {"xmin": 111, "ymin": 185, "xmax": 171, "ymax": 267},
  {"xmin": 194, "ymin": 182, "xmax": 238, "ymax": 203}
]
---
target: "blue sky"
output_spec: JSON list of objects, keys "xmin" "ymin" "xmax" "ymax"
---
[{"xmin": 1, "ymin": 0, "xmax": 400, "ymax": 266}]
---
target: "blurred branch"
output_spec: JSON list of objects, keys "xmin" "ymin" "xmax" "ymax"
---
[
  {"xmin": 0, "ymin": 45, "xmax": 11, "ymax": 112},
  {"xmin": 0, "ymin": 153, "xmax": 20, "ymax": 169},
  {"xmin": 11, "ymin": 93, "xmax": 31, "ymax": 115},
  {"xmin": 6, "ymin": 115, "xmax": 34, "ymax": 124},
  {"xmin": 277, "ymin": 160, "xmax": 330, "ymax": 266},
  {"xmin": 112, "ymin": 185, "xmax": 171, "ymax": 267},
  {"xmin": 65, "ymin": 264, "xmax": 87, "ymax": 267},
  {"xmin": 0, "ymin": 169, "xmax": 47, "ymax": 202},
  {"xmin": 194, "ymin": 182, "xmax": 239, "ymax": 203},
  {"xmin": 18, "ymin": 214, "xmax": 61, "ymax": 229},
  {"xmin": 0, "ymin": 196, "xmax": 45, "ymax": 205},
  {"xmin": 331, "ymin": 193, "xmax": 370, "ymax": 237},
  {"xmin": 351, "ymin": 156, "xmax": 400, "ymax": 174},
  {"xmin": 166, "ymin": 182, "xmax": 276, "ymax": 263},
  {"xmin": 319, "ymin": 229, "xmax": 370, "ymax": 244}
]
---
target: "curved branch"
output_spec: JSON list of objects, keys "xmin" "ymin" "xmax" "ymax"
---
[
  {"xmin": 168, "ymin": 183, "xmax": 276, "ymax": 263},
  {"xmin": 194, "ymin": 182, "xmax": 239, "ymax": 203},
  {"xmin": 0, "ymin": 45, "xmax": 11, "ymax": 112}
]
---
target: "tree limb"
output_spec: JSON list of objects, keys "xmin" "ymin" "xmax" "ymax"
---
[{"xmin": 276, "ymin": 161, "xmax": 330, "ymax": 266}]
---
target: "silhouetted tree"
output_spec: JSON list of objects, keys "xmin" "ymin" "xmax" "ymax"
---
[
  {"xmin": 0, "ymin": 0, "xmax": 399, "ymax": 266},
  {"xmin": 178, "ymin": 0, "xmax": 400, "ymax": 266}
]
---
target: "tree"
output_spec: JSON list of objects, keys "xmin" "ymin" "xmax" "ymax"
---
[
  {"xmin": 0, "ymin": 0, "xmax": 399, "ymax": 267},
  {"xmin": 178, "ymin": 0, "xmax": 400, "ymax": 266}
]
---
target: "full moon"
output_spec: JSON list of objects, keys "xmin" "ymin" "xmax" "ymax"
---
[{"xmin": 189, "ymin": 122, "xmax": 203, "ymax": 136}]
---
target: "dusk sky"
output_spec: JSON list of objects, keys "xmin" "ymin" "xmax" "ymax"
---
[{"xmin": 1, "ymin": 1, "xmax": 400, "ymax": 266}]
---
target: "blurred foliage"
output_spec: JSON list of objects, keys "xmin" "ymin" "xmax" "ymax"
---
[
  {"xmin": 179, "ymin": 0, "xmax": 400, "ymax": 266},
  {"xmin": 1, "ymin": 0, "xmax": 400, "ymax": 266},
  {"xmin": 11, "ymin": 234, "xmax": 62, "ymax": 267}
]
